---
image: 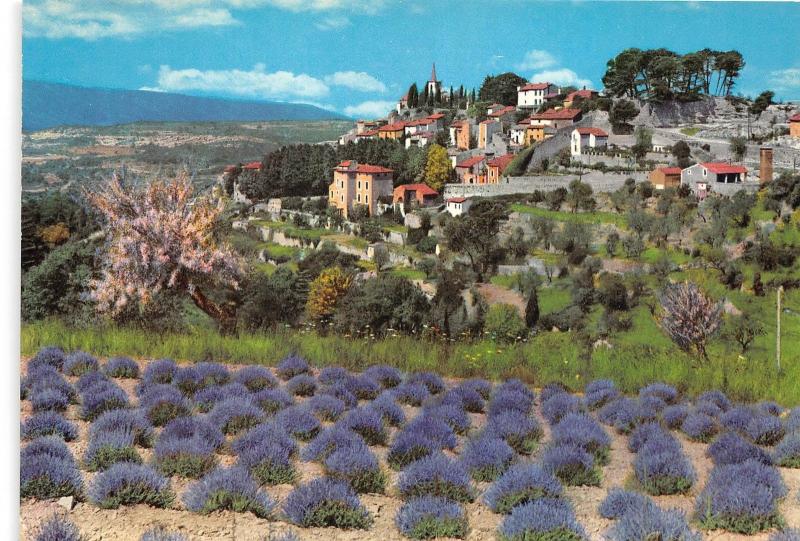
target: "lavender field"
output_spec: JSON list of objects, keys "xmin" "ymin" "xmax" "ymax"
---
[{"xmin": 20, "ymin": 348, "xmax": 800, "ymax": 541}]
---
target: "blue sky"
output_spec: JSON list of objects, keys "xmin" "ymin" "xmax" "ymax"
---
[{"xmin": 22, "ymin": 1, "xmax": 800, "ymax": 118}]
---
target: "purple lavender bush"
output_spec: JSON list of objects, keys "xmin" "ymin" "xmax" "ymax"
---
[
  {"xmin": 598, "ymin": 398, "xmax": 640, "ymax": 434},
  {"xmin": 154, "ymin": 417, "xmax": 222, "ymax": 478},
  {"xmin": 541, "ymin": 443, "xmax": 601, "ymax": 486},
  {"xmin": 370, "ymin": 392, "xmax": 406, "ymax": 427},
  {"xmin": 63, "ymin": 351, "xmax": 99, "ymax": 377},
  {"xmin": 628, "ymin": 422, "xmax": 667, "ymax": 453},
  {"xmin": 140, "ymin": 384, "xmax": 192, "ymax": 426},
  {"xmin": 695, "ymin": 459, "xmax": 787, "ymax": 534},
  {"xmin": 484, "ymin": 463, "xmax": 563, "ymax": 514},
  {"xmin": 22, "ymin": 411, "xmax": 78, "ymax": 441},
  {"xmin": 238, "ymin": 439, "xmax": 296, "ymax": 485},
  {"xmin": 462, "ymin": 378, "xmax": 493, "ymax": 401},
  {"xmin": 551, "ymin": 413, "xmax": 611, "ymax": 464},
  {"xmin": 364, "ymin": 365, "xmax": 402, "ymax": 388},
  {"xmin": 397, "ymin": 453, "xmax": 475, "ymax": 503},
  {"xmin": 276, "ymin": 354, "xmax": 310, "ymax": 381},
  {"xmin": 404, "ymin": 415, "xmax": 458, "ymax": 450},
  {"xmin": 634, "ymin": 435, "xmax": 696, "ymax": 495},
  {"xmin": 20, "ymin": 441, "xmax": 82, "ymax": 499},
  {"xmin": 441, "ymin": 387, "xmax": 484, "ymax": 414},
  {"xmin": 307, "ymin": 394, "xmax": 347, "ymax": 422},
  {"xmin": 720, "ymin": 406, "xmax": 756, "ymax": 434},
  {"xmin": 497, "ymin": 497, "xmax": 586, "ymax": 541},
  {"xmin": 608, "ymin": 502, "xmax": 701, "ymax": 541},
  {"xmin": 318, "ymin": 366, "xmax": 350, "ymax": 385},
  {"xmin": 639, "ymin": 383, "xmax": 679, "ymax": 404},
  {"xmin": 29, "ymin": 347, "xmax": 66, "ymax": 373},
  {"xmin": 234, "ymin": 366, "xmax": 278, "ymax": 392},
  {"xmin": 769, "ymin": 530, "xmax": 800, "ymax": 541},
  {"xmin": 407, "ymin": 372, "xmax": 445, "ymax": 395},
  {"xmin": 91, "ymin": 409, "xmax": 154, "ymax": 447},
  {"xmin": 192, "ymin": 382, "xmax": 250, "ymax": 413},
  {"xmin": 75, "ymin": 370, "xmax": 111, "ymax": 394},
  {"xmin": 487, "ymin": 390, "xmax": 534, "ymax": 417},
  {"xmin": 275, "ymin": 406, "xmax": 321, "ymax": 441},
  {"xmin": 485, "ymin": 410, "xmax": 542, "ymax": 455},
  {"xmin": 173, "ymin": 367, "xmax": 203, "ymax": 396},
  {"xmin": 387, "ymin": 431, "xmax": 439, "ymax": 470},
  {"xmin": 425, "ymin": 403, "xmax": 470, "ymax": 435},
  {"xmin": 89, "ymin": 462, "xmax": 174, "ymax": 509},
  {"xmin": 786, "ymin": 408, "xmax": 800, "ymax": 433},
  {"xmin": 662, "ymin": 404, "xmax": 689, "ymax": 429},
  {"xmin": 183, "ymin": 466, "xmax": 275, "ymax": 517},
  {"xmin": 34, "ymin": 514, "xmax": 82, "ymax": 541},
  {"xmin": 542, "ymin": 392, "xmax": 585, "ymax": 425},
  {"xmin": 253, "ymin": 388, "xmax": 295, "ymax": 415},
  {"xmin": 745, "ymin": 414, "xmax": 785, "ymax": 446},
  {"xmin": 707, "ymin": 432, "xmax": 772, "ymax": 466},
  {"xmin": 349, "ymin": 374, "xmax": 381, "ymax": 400},
  {"xmin": 84, "ymin": 429, "xmax": 142, "ymax": 471},
  {"xmin": 599, "ymin": 488, "xmax": 653, "ymax": 519},
  {"xmin": 585, "ymin": 379, "xmax": 619, "ymax": 410},
  {"xmin": 283, "ymin": 478, "xmax": 372, "ymax": 529},
  {"xmin": 319, "ymin": 382, "xmax": 358, "ymax": 408},
  {"xmin": 208, "ymin": 396, "xmax": 263, "ymax": 435},
  {"xmin": 774, "ymin": 432, "xmax": 800, "ymax": 468},
  {"xmin": 396, "ymin": 496, "xmax": 468, "ymax": 539},
  {"xmin": 80, "ymin": 382, "xmax": 129, "ymax": 421},
  {"xmin": 24, "ymin": 367, "xmax": 77, "ymax": 403},
  {"xmin": 696, "ymin": 390, "xmax": 731, "ymax": 412},
  {"xmin": 194, "ymin": 362, "xmax": 231, "ymax": 389},
  {"xmin": 681, "ymin": 412, "xmax": 719, "ymax": 443},
  {"xmin": 232, "ymin": 421, "xmax": 297, "ymax": 457},
  {"xmin": 460, "ymin": 436, "xmax": 515, "ymax": 482},
  {"xmin": 286, "ymin": 374, "xmax": 318, "ymax": 397},
  {"xmin": 104, "ymin": 357, "xmax": 139, "ymax": 379},
  {"xmin": 758, "ymin": 401, "xmax": 783, "ymax": 417},
  {"xmin": 393, "ymin": 381, "xmax": 431, "ymax": 407},
  {"xmin": 142, "ymin": 359, "xmax": 178, "ymax": 385},
  {"xmin": 324, "ymin": 446, "xmax": 386, "ymax": 494},
  {"xmin": 499, "ymin": 379, "xmax": 535, "ymax": 402},
  {"xmin": 301, "ymin": 426, "xmax": 367, "ymax": 463},
  {"xmin": 30, "ymin": 387, "xmax": 70, "ymax": 413},
  {"xmin": 338, "ymin": 407, "xmax": 387, "ymax": 445}
]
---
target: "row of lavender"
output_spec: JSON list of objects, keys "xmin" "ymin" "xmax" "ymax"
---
[{"xmin": 21, "ymin": 346, "xmax": 800, "ymax": 540}]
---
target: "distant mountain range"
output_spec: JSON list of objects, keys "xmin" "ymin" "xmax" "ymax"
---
[{"xmin": 22, "ymin": 80, "xmax": 348, "ymax": 131}]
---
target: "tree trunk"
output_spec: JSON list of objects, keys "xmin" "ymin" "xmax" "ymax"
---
[{"xmin": 189, "ymin": 285, "xmax": 237, "ymax": 334}]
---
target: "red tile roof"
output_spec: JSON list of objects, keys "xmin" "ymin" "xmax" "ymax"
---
[
  {"xmin": 428, "ymin": 113, "xmax": 445, "ymax": 119},
  {"xmin": 357, "ymin": 129, "xmax": 379, "ymax": 137},
  {"xmin": 702, "ymin": 162, "xmax": 748, "ymax": 174},
  {"xmin": 394, "ymin": 183, "xmax": 439, "ymax": 197},
  {"xmin": 378, "ymin": 121, "xmax": 406, "ymax": 132},
  {"xmin": 243, "ymin": 161, "xmax": 262, "ymax": 170},
  {"xmin": 224, "ymin": 165, "xmax": 238, "ymax": 173},
  {"xmin": 489, "ymin": 105, "xmax": 516, "ymax": 118},
  {"xmin": 487, "ymin": 153, "xmax": 516, "ymax": 171},
  {"xmin": 480, "ymin": 119, "xmax": 499, "ymax": 125},
  {"xmin": 456, "ymin": 155, "xmax": 486, "ymax": 168},
  {"xmin": 657, "ymin": 167, "xmax": 682, "ymax": 175},
  {"xmin": 789, "ymin": 113, "xmax": 800, "ymax": 122},
  {"xmin": 575, "ymin": 127, "xmax": 608, "ymax": 137},
  {"xmin": 450, "ymin": 120, "xmax": 467, "ymax": 128},
  {"xmin": 567, "ymin": 89, "xmax": 597, "ymax": 101},
  {"xmin": 447, "ymin": 197, "xmax": 467, "ymax": 203},
  {"xmin": 519, "ymin": 82, "xmax": 552, "ymax": 91},
  {"xmin": 532, "ymin": 108, "xmax": 582, "ymax": 120}
]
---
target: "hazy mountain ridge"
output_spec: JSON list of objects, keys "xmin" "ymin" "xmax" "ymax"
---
[{"xmin": 22, "ymin": 80, "xmax": 348, "ymax": 131}]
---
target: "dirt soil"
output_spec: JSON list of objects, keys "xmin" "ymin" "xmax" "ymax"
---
[{"xmin": 19, "ymin": 357, "xmax": 800, "ymax": 541}]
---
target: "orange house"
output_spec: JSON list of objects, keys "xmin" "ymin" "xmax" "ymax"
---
[
  {"xmin": 392, "ymin": 183, "xmax": 439, "ymax": 208},
  {"xmin": 450, "ymin": 120, "xmax": 471, "ymax": 150},
  {"xmin": 378, "ymin": 121, "xmax": 406, "ymax": 141},
  {"xmin": 649, "ymin": 167, "xmax": 682, "ymax": 190},
  {"xmin": 486, "ymin": 153, "xmax": 515, "ymax": 184},
  {"xmin": 790, "ymin": 113, "xmax": 800, "ymax": 138},
  {"xmin": 525, "ymin": 123, "xmax": 550, "ymax": 145},
  {"xmin": 455, "ymin": 155, "xmax": 486, "ymax": 184},
  {"xmin": 530, "ymin": 108, "xmax": 582, "ymax": 129},
  {"xmin": 328, "ymin": 161, "xmax": 394, "ymax": 219},
  {"xmin": 563, "ymin": 89, "xmax": 598, "ymax": 109}
]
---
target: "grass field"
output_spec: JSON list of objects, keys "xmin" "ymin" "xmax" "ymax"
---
[
  {"xmin": 510, "ymin": 204, "xmax": 627, "ymax": 228},
  {"xmin": 22, "ymin": 318, "xmax": 800, "ymax": 405}
]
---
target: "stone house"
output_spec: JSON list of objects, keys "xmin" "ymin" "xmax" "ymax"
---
[{"xmin": 328, "ymin": 161, "xmax": 394, "ymax": 218}]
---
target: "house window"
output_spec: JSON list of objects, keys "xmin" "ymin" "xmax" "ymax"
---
[
  {"xmin": 358, "ymin": 181, "xmax": 361, "ymax": 189},
  {"xmin": 365, "ymin": 181, "xmax": 369, "ymax": 189},
  {"xmin": 341, "ymin": 195, "xmax": 344, "ymax": 202},
  {"xmin": 365, "ymin": 195, "xmax": 369, "ymax": 204},
  {"xmin": 702, "ymin": 168, "xmax": 707, "ymax": 177},
  {"xmin": 357, "ymin": 194, "xmax": 361, "ymax": 202}
]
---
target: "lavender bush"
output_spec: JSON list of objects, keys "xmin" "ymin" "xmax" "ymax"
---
[
  {"xmin": 84, "ymin": 429, "xmax": 142, "ymax": 471},
  {"xmin": 89, "ymin": 462, "xmax": 174, "ymax": 509},
  {"xmin": 208, "ymin": 396, "xmax": 263, "ymax": 435},
  {"xmin": 393, "ymin": 382, "xmax": 431, "ymax": 407},
  {"xmin": 30, "ymin": 387, "xmax": 69, "ymax": 412},
  {"xmin": 253, "ymin": 388, "xmax": 294, "ymax": 415},
  {"xmin": 183, "ymin": 466, "xmax": 275, "ymax": 517},
  {"xmin": 142, "ymin": 359, "xmax": 178, "ymax": 385},
  {"xmin": 774, "ymin": 432, "xmax": 800, "ymax": 468},
  {"xmin": 407, "ymin": 372, "xmax": 445, "ymax": 395},
  {"xmin": 283, "ymin": 478, "xmax": 372, "ymax": 529},
  {"xmin": 318, "ymin": 366, "xmax": 350, "ymax": 385},
  {"xmin": 541, "ymin": 443, "xmax": 600, "ymax": 486},
  {"xmin": 387, "ymin": 431, "xmax": 439, "ymax": 470},
  {"xmin": 639, "ymin": 383, "xmax": 679, "ymax": 404},
  {"xmin": 34, "ymin": 514, "xmax": 82, "ymax": 541},
  {"xmin": 608, "ymin": 503, "xmax": 701, "ymax": 541},
  {"xmin": 75, "ymin": 371, "xmax": 112, "ymax": 393},
  {"xmin": 276, "ymin": 354, "xmax": 310, "ymax": 380},
  {"xmin": 745, "ymin": 414, "xmax": 785, "ymax": 446},
  {"xmin": 29, "ymin": 347, "xmax": 66, "ymax": 372},
  {"xmin": 551, "ymin": 413, "xmax": 611, "ymax": 464},
  {"xmin": 462, "ymin": 378, "xmax": 493, "ymax": 400},
  {"xmin": 22, "ymin": 411, "xmax": 78, "ymax": 441},
  {"xmin": 364, "ymin": 365, "xmax": 402, "ymax": 388},
  {"xmin": 396, "ymin": 496, "xmax": 468, "ymax": 539},
  {"xmin": 681, "ymin": 412, "xmax": 719, "ymax": 443},
  {"xmin": 628, "ymin": 422, "xmax": 667, "ymax": 453},
  {"xmin": 770, "ymin": 530, "xmax": 800, "ymax": 541},
  {"xmin": 139, "ymin": 527, "xmax": 188, "ymax": 541},
  {"xmin": 662, "ymin": 404, "xmax": 690, "ymax": 429},
  {"xmin": 234, "ymin": 365, "xmax": 278, "ymax": 392},
  {"xmin": 487, "ymin": 390, "xmax": 534, "ymax": 417},
  {"xmin": 460, "ymin": 436, "xmax": 515, "ymax": 482},
  {"xmin": 140, "ymin": 384, "xmax": 192, "ymax": 426},
  {"xmin": 307, "ymin": 394, "xmax": 347, "ymax": 422},
  {"xmin": 634, "ymin": 435, "xmax": 695, "ymax": 495},
  {"xmin": 21, "ymin": 442, "xmax": 82, "ymax": 499},
  {"xmin": 425, "ymin": 403, "xmax": 470, "ymax": 435},
  {"xmin": 696, "ymin": 390, "xmax": 731, "ymax": 412},
  {"xmin": 275, "ymin": 406, "xmax": 321, "ymax": 441},
  {"xmin": 339, "ymin": 407, "xmax": 388, "ymax": 446},
  {"xmin": 301, "ymin": 426, "xmax": 367, "ymax": 463},
  {"xmin": 154, "ymin": 417, "xmax": 223, "ymax": 478},
  {"xmin": 232, "ymin": 422, "xmax": 297, "ymax": 458},
  {"xmin": 484, "ymin": 463, "xmax": 563, "ymax": 514},
  {"xmin": 80, "ymin": 382, "xmax": 129, "ymax": 421},
  {"xmin": 285, "ymin": 374, "xmax": 318, "ymax": 397},
  {"xmin": 238, "ymin": 439, "xmax": 296, "ymax": 485},
  {"xmin": 485, "ymin": 410, "xmax": 542, "ymax": 455},
  {"xmin": 707, "ymin": 432, "xmax": 772, "ymax": 466},
  {"xmin": 599, "ymin": 488, "xmax": 654, "ymax": 519},
  {"xmin": 371, "ymin": 392, "xmax": 406, "ymax": 427},
  {"xmin": 192, "ymin": 382, "xmax": 250, "ymax": 413},
  {"xmin": 324, "ymin": 446, "xmax": 386, "ymax": 494},
  {"xmin": 104, "ymin": 357, "xmax": 139, "ymax": 379},
  {"xmin": 91, "ymin": 409, "xmax": 155, "ymax": 448},
  {"xmin": 64, "ymin": 351, "xmax": 99, "ymax": 377},
  {"xmin": 721, "ymin": 406, "xmax": 757, "ymax": 434},
  {"xmin": 397, "ymin": 453, "xmax": 475, "ymax": 503},
  {"xmin": 194, "ymin": 362, "xmax": 231, "ymax": 388},
  {"xmin": 404, "ymin": 415, "xmax": 458, "ymax": 450},
  {"xmin": 585, "ymin": 379, "xmax": 619, "ymax": 410},
  {"xmin": 441, "ymin": 387, "xmax": 484, "ymax": 414},
  {"xmin": 319, "ymin": 382, "xmax": 358, "ymax": 408},
  {"xmin": 497, "ymin": 497, "xmax": 586, "ymax": 541}
]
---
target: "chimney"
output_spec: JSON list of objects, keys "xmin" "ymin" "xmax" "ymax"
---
[{"xmin": 760, "ymin": 147, "xmax": 773, "ymax": 184}]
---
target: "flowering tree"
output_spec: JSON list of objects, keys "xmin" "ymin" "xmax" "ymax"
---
[
  {"xmin": 87, "ymin": 174, "xmax": 243, "ymax": 331},
  {"xmin": 658, "ymin": 282, "xmax": 722, "ymax": 361}
]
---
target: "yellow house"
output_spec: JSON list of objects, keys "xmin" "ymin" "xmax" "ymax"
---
[
  {"xmin": 525, "ymin": 123, "xmax": 549, "ymax": 145},
  {"xmin": 378, "ymin": 121, "xmax": 406, "ymax": 141},
  {"xmin": 329, "ymin": 161, "xmax": 394, "ymax": 219}
]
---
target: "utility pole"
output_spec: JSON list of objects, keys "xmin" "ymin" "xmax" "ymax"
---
[{"xmin": 777, "ymin": 285, "xmax": 783, "ymax": 372}]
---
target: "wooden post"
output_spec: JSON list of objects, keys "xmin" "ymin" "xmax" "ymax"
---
[{"xmin": 777, "ymin": 285, "xmax": 783, "ymax": 372}]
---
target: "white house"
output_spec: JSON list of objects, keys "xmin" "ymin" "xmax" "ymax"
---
[
  {"xmin": 517, "ymin": 82, "xmax": 559, "ymax": 109},
  {"xmin": 571, "ymin": 127, "xmax": 609, "ymax": 156},
  {"xmin": 446, "ymin": 197, "xmax": 472, "ymax": 216},
  {"xmin": 510, "ymin": 123, "xmax": 528, "ymax": 146}
]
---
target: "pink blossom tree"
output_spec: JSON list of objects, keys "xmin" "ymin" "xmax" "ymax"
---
[
  {"xmin": 658, "ymin": 281, "xmax": 722, "ymax": 361},
  {"xmin": 87, "ymin": 174, "xmax": 243, "ymax": 332}
]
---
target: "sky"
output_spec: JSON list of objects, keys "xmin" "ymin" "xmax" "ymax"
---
[{"xmin": 21, "ymin": 0, "xmax": 800, "ymax": 118}]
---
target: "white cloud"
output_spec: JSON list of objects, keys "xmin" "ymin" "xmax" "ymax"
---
[
  {"xmin": 23, "ymin": 0, "xmax": 388, "ymax": 40},
  {"xmin": 531, "ymin": 68, "xmax": 593, "ymax": 89},
  {"xmin": 324, "ymin": 71, "xmax": 386, "ymax": 93},
  {"xmin": 138, "ymin": 86, "xmax": 165, "ymax": 92},
  {"xmin": 516, "ymin": 50, "xmax": 557, "ymax": 71},
  {"xmin": 343, "ymin": 100, "xmax": 395, "ymax": 118},
  {"xmin": 153, "ymin": 64, "xmax": 331, "ymax": 99},
  {"xmin": 769, "ymin": 68, "xmax": 800, "ymax": 90},
  {"xmin": 314, "ymin": 15, "xmax": 350, "ymax": 30}
]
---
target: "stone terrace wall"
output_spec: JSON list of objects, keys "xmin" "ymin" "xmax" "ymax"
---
[{"xmin": 443, "ymin": 171, "xmax": 649, "ymax": 198}]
